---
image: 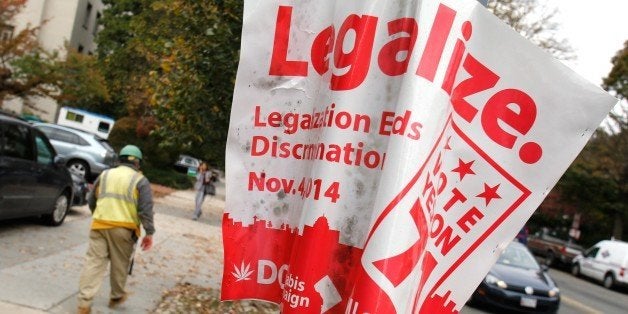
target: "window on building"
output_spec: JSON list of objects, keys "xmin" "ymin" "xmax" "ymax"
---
[
  {"xmin": 66, "ymin": 111, "xmax": 84, "ymax": 123},
  {"xmin": 93, "ymin": 12, "xmax": 101, "ymax": 36},
  {"xmin": 98, "ymin": 122, "xmax": 110, "ymax": 133},
  {"xmin": 83, "ymin": 2, "xmax": 93, "ymax": 29},
  {"xmin": 78, "ymin": 45, "xmax": 84, "ymax": 53},
  {"xmin": 1, "ymin": 25, "xmax": 14, "ymax": 42}
]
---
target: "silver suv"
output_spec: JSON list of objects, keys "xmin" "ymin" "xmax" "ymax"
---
[{"xmin": 34, "ymin": 123, "xmax": 117, "ymax": 180}]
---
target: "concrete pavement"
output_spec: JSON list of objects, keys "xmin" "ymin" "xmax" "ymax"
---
[{"xmin": 0, "ymin": 187, "xmax": 225, "ymax": 314}]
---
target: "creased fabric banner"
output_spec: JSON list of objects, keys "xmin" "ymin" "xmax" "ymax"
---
[{"xmin": 222, "ymin": 0, "xmax": 617, "ymax": 313}]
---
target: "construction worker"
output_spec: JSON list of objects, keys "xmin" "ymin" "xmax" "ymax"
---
[{"xmin": 77, "ymin": 145, "xmax": 155, "ymax": 314}]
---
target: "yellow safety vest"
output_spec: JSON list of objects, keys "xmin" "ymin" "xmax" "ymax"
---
[{"xmin": 92, "ymin": 165, "xmax": 145, "ymax": 236}]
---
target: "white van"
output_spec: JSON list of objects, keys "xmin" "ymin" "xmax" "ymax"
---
[
  {"xmin": 56, "ymin": 107, "xmax": 115, "ymax": 139},
  {"xmin": 571, "ymin": 239, "xmax": 628, "ymax": 289}
]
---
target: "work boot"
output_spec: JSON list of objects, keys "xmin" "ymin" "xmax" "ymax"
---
[
  {"xmin": 77, "ymin": 306, "xmax": 91, "ymax": 314},
  {"xmin": 108, "ymin": 293, "xmax": 128, "ymax": 308}
]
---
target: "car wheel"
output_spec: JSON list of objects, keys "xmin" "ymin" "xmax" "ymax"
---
[
  {"xmin": 571, "ymin": 263, "xmax": 580, "ymax": 277},
  {"xmin": 68, "ymin": 160, "xmax": 90, "ymax": 179},
  {"xmin": 43, "ymin": 193, "xmax": 69, "ymax": 226},
  {"xmin": 545, "ymin": 251, "xmax": 555, "ymax": 266},
  {"xmin": 603, "ymin": 273, "xmax": 615, "ymax": 289}
]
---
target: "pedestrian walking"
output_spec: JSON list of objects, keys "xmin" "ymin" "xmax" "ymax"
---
[
  {"xmin": 77, "ymin": 145, "xmax": 155, "ymax": 314},
  {"xmin": 192, "ymin": 162, "xmax": 216, "ymax": 220}
]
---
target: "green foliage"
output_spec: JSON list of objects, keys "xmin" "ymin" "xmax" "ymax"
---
[
  {"xmin": 552, "ymin": 40, "xmax": 628, "ymax": 241},
  {"xmin": 51, "ymin": 47, "xmax": 110, "ymax": 113},
  {"xmin": 146, "ymin": 0, "xmax": 242, "ymax": 168},
  {"xmin": 8, "ymin": 46, "xmax": 110, "ymax": 116},
  {"xmin": 108, "ymin": 115, "xmax": 189, "ymax": 189},
  {"xmin": 108, "ymin": 116, "xmax": 137, "ymax": 152},
  {"xmin": 0, "ymin": 0, "xmax": 56, "ymax": 110},
  {"xmin": 96, "ymin": 0, "xmax": 242, "ymax": 168},
  {"xmin": 556, "ymin": 161, "xmax": 621, "ymax": 245},
  {"xmin": 109, "ymin": 116, "xmax": 177, "ymax": 167},
  {"xmin": 96, "ymin": 0, "xmax": 153, "ymax": 118},
  {"xmin": 1, "ymin": 2, "xmax": 110, "ymax": 118},
  {"xmin": 603, "ymin": 40, "xmax": 628, "ymax": 101},
  {"xmin": 553, "ymin": 128, "xmax": 627, "ymax": 241},
  {"xmin": 142, "ymin": 166, "xmax": 194, "ymax": 190}
]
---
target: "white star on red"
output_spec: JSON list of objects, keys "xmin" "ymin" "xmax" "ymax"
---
[
  {"xmin": 452, "ymin": 158, "xmax": 475, "ymax": 181},
  {"xmin": 477, "ymin": 183, "xmax": 501, "ymax": 206}
]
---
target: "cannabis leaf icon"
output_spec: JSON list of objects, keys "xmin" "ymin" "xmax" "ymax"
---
[{"xmin": 232, "ymin": 262, "xmax": 254, "ymax": 282}]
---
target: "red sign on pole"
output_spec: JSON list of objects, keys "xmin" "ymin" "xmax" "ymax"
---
[{"xmin": 223, "ymin": 0, "xmax": 617, "ymax": 312}]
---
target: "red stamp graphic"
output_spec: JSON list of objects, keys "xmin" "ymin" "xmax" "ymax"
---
[{"xmin": 362, "ymin": 115, "xmax": 531, "ymax": 313}]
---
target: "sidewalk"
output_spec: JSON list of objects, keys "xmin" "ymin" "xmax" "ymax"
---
[{"xmin": 0, "ymin": 188, "xmax": 225, "ymax": 314}]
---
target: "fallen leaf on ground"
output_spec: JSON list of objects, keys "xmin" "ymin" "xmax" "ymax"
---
[{"xmin": 154, "ymin": 282, "xmax": 279, "ymax": 313}]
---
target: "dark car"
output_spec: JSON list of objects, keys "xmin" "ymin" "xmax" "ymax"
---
[
  {"xmin": 470, "ymin": 241, "xmax": 560, "ymax": 313},
  {"xmin": 0, "ymin": 113, "xmax": 74, "ymax": 226},
  {"xmin": 516, "ymin": 226, "xmax": 529, "ymax": 245}
]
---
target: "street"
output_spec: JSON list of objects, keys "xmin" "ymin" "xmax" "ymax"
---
[
  {"xmin": 0, "ymin": 187, "xmax": 225, "ymax": 313},
  {"xmin": 1, "ymin": 185, "xmax": 627, "ymax": 313},
  {"xmin": 461, "ymin": 266, "xmax": 628, "ymax": 314}
]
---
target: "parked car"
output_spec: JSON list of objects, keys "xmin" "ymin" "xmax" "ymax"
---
[
  {"xmin": 0, "ymin": 113, "xmax": 74, "ymax": 226},
  {"xmin": 470, "ymin": 241, "xmax": 561, "ymax": 313},
  {"xmin": 571, "ymin": 239, "xmax": 628, "ymax": 289},
  {"xmin": 174, "ymin": 154, "xmax": 201, "ymax": 172},
  {"xmin": 516, "ymin": 226, "xmax": 530, "ymax": 244},
  {"xmin": 527, "ymin": 228, "xmax": 583, "ymax": 267},
  {"xmin": 33, "ymin": 123, "xmax": 117, "ymax": 181}
]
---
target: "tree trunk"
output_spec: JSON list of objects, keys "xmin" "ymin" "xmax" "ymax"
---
[{"xmin": 612, "ymin": 210, "xmax": 624, "ymax": 240}]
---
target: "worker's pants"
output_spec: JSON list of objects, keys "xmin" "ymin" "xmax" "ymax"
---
[{"xmin": 78, "ymin": 228, "xmax": 135, "ymax": 308}]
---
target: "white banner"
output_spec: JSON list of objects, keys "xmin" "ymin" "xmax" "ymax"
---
[{"xmin": 223, "ymin": 0, "xmax": 617, "ymax": 313}]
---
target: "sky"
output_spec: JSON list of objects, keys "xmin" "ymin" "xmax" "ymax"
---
[{"xmin": 550, "ymin": 0, "xmax": 628, "ymax": 86}]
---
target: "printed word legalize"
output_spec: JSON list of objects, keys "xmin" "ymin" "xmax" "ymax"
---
[{"xmin": 269, "ymin": 4, "xmax": 543, "ymax": 164}]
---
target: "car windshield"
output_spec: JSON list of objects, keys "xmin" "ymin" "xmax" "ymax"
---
[{"xmin": 497, "ymin": 242, "xmax": 540, "ymax": 270}]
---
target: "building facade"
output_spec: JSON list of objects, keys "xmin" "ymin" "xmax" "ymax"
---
[{"xmin": 3, "ymin": 0, "xmax": 104, "ymax": 121}]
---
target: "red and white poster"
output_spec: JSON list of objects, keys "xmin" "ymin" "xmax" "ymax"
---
[{"xmin": 222, "ymin": 0, "xmax": 617, "ymax": 313}]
